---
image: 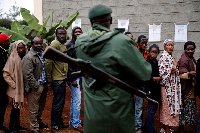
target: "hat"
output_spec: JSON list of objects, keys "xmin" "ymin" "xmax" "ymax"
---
[
  {"xmin": 163, "ymin": 39, "xmax": 173, "ymax": 46},
  {"xmin": 0, "ymin": 33, "xmax": 12, "ymax": 44},
  {"xmin": 88, "ymin": 4, "xmax": 112, "ymax": 19},
  {"xmin": 137, "ymin": 35, "xmax": 148, "ymax": 43}
]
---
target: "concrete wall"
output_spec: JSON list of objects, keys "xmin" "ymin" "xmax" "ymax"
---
[
  {"xmin": 34, "ymin": 0, "xmax": 43, "ymax": 24},
  {"xmin": 42, "ymin": 0, "xmax": 200, "ymax": 60}
]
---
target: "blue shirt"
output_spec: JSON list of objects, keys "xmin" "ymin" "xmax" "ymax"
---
[{"xmin": 36, "ymin": 50, "xmax": 46, "ymax": 84}]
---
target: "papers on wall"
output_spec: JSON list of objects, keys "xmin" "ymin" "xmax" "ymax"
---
[
  {"xmin": 118, "ymin": 19, "xmax": 129, "ymax": 32},
  {"xmin": 72, "ymin": 18, "xmax": 81, "ymax": 29},
  {"xmin": 174, "ymin": 23, "xmax": 188, "ymax": 42},
  {"xmin": 148, "ymin": 24, "xmax": 162, "ymax": 42}
]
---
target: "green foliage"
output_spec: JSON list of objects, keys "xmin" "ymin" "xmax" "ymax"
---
[
  {"xmin": 0, "ymin": 18, "xmax": 12, "ymax": 29},
  {"xmin": 0, "ymin": 26, "xmax": 29, "ymax": 43},
  {"xmin": 19, "ymin": 20, "xmax": 28, "ymax": 26},
  {"xmin": 20, "ymin": 8, "xmax": 42, "ymax": 31},
  {"xmin": 0, "ymin": 8, "xmax": 79, "ymax": 45}
]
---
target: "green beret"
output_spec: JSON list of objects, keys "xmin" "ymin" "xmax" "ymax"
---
[{"xmin": 88, "ymin": 4, "xmax": 112, "ymax": 19}]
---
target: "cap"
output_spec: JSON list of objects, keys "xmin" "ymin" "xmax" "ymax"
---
[
  {"xmin": 0, "ymin": 33, "xmax": 12, "ymax": 44},
  {"xmin": 88, "ymin": 4, "xmax": 112, "ymax": 19}
]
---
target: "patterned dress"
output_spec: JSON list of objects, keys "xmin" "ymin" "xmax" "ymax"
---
[{"xmin": 158, "ymin": 50, "xmax": 182, "ymax": 126}]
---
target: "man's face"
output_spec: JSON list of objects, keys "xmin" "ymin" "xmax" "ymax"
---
[
  {"xmin": 56, "ymin": 29, "xmax": 67, "ymax": 43},
  {"xmin": 32, "ymin": 37, "xmax": 43, "ymax": 52},
  {"xmin": 74, "ymin": 29, "xmax": 82, "ymax": 39},
  {"xmin": 138, "ymin": 39, "xmax": 148, "ymax": 50},
  {"xmin": 2, "ymin": 39, "xmax": 10, "ymax": 50},
  {"xmin": 17, "ymin": 43, "xmax": 26, "ymax": 56}
]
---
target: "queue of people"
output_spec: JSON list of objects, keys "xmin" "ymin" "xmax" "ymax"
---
[{"xmin": 0, "ymin": 4, "xmax": 200, "ymax": 133}]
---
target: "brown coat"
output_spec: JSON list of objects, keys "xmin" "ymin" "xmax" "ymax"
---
[
  {"xmin": 178, "ymin": 52, "xmax": 196, "ymax": 98},
  {"xmin": 22, "ymin": 48, "xmax": 42, "ymax": 92},
  {"xmin": 3, "ymin": 40, "xmax": 27, "ymax": 108}
]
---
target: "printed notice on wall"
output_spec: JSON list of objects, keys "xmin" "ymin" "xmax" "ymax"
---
[
  {"xmin": 72, "ymin": 18, "xmax": 81, "ymax": 29},
  {"xmin": 148, "ymin": 24, "xmax": 161, "ymax": 42},
  {"xmin": 118, "ymin": 19, "xmax": 129, "ymax": 32},
  {"xmin": 174, "ymin": 24, "xmax": 188, "ymax": 42}
]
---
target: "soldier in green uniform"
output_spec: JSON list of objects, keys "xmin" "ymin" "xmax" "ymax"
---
[{"xmin": 75, "ymin": 4, "xmax": 152, "ymax": 133}]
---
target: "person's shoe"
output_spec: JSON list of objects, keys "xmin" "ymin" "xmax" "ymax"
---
[
  {"xmin": 39, "ymin": 122, "xmax": 48, "ymax": 129},
  {"xmin": 160, "ymin": 128, "xmax": 165, "ymax": 133},
  {"xmin": 74, "ymin": 125, "xmax": 83, "ymax": 133},
  {"xmin": 14, "ymin": 126, "xmax": 28, "ymax": 131},
  {"xmin": 136, "ymin": 130, "xmax": 142, "ymax": 133},
  {"xmin": 51, "ymin": 126, "xmax": 60, "ymax": 131}
]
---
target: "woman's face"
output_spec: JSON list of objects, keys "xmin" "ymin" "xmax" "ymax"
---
[
  {"xmin": 164, "ymin": 41, "xmax": 174, "ymax": 54},
  {"xmin": 185, "ymin": 45, "xmax": 195, "ymax": 58},
  {"xmin": 17, "ymin": 43, "xmax": 26, "ymax": 56},
  {"xmin": 149, "ymin": 47, "xmax": 159, "ymax": 59}
]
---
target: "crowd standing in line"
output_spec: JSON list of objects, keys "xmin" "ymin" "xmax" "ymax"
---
[{"xmin": 0, "ymin": 4, "xmax": 200, "ymax": 133}]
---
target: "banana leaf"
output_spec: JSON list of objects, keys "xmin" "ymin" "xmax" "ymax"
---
[
  {"xmin": 0, "ymin": 27, "xmax": 30, "ymax": 43},
  {"xmin": 60, "ymin": 11, "xmax": 79, "ymax": 29},
  {"xmin": 11, "ymin": 21, "xmax": 25, "ymax": 36},
  {"xmin": 37, "ymin": 15, "xmax": 50, "ymax": 36},
  {"xmin": 20, "ymin": 8, "xmax": 42, "ymax": 31},
  {"xmin": 22, "ymin": 25, "xmax": 34, "ymax": 35},
  {"xmin": 43, "ymin": 20, "xmax": 62, "ymax": 39}
]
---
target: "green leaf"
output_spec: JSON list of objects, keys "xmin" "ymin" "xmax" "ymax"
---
[
  {"xmin": 0, "ymin": 26, "xmax": 30, "ymax": 43},
  {"xmin": 20, "ymin": 8, "xmax": 42, "ymax": 31},
  {"xmin": 44, "ymin": 20, "xmax": 62, "ymax": 39},
  {"xmin": 37, "ymin": 15, "xmax": 50, "ymax": 36},
  {"xmin": 60, "ymin": 11, "xmax": 79, "ymax": 29},
  {"xmin": 22, "ymin": 25, "xmax": 34, "ymax": 35},
  {"xmin": 11, "ymin": 21, "xmax": 25, "ymax": 36}
]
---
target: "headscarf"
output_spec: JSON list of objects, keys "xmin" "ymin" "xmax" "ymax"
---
[
  {"xmin": 3, "ymin": 40, "xmax": 28, "ymax": 108},
  {"xmin": 163, "ymin": 39, "xmax": 173, "ymax": 46}
]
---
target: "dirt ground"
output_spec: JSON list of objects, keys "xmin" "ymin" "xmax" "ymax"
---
[{"xmin": 3, "ymin": 85, "xmax": 200, "ymax": 133}]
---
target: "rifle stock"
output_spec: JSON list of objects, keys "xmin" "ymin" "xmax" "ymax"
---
[{"xmin": 43, "ymin": 46, "xmax": 158, "ymax": 104}]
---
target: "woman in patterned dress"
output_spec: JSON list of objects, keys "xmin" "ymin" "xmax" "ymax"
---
[
  {"xmin": 178, "ymin": 41, "xmax": 196, "ymax": 133},
  {"xmin": 158, "ymin": 39, "xmax": 182, "ymax": 133}
]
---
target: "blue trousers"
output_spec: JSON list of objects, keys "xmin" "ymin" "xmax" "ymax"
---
[
  {"xmin": 51, "ymin": 79, "xmax": 66, "ymax": 127},
  {"xmin": 68, "ymin": 78, "xmax": 82, "ymax": 128},
  {"xmin": 135, "ymin": 96, "xmax": 143, "ymax": 131},
  {"xmin": 146, "ymin": 102, "xmax": 157, "ymax": 133}
]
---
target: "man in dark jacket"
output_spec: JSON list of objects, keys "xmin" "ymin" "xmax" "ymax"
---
[
  {"xmin": 0, "ymin": 33, "xmax": 11, "ymax": 133},
  {"xmin": 66, "ymin": 27, "xmax": 83, "ymax": 132}
]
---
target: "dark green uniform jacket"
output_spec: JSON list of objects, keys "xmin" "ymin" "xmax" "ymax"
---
[{"xmin": 75, "ymin": 24, "xmax": 152, "ymax": 133}]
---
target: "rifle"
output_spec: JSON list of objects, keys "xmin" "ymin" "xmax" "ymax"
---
[{"xmin": 43, "ymin": 46, "xmax": 158, "ymax": 104}]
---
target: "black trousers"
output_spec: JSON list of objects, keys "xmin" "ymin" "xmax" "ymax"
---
[
  {"xmin": 0, "ymin": 92, "xmax": 8, "ymax": 129},
  {"xmin": 9, "ymin": 102, "xmax": 20, "ymax": 129}
]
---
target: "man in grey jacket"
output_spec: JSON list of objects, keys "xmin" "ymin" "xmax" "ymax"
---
[{"xmin": 22, "ymin": 36, "xmax": 48, "ymax": 133}]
